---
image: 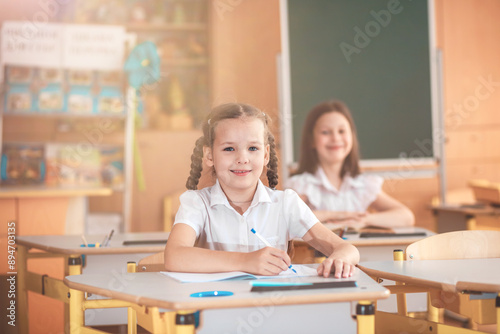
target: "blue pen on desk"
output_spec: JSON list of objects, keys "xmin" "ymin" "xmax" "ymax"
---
[
  {"xmin": 102, "ymin": 229, "xmax": 114, "ymax": 247},
  {"xmin": 250, "ymin": 228, "xmax": 297, "ymax": 274},
  {"xmin": 339, "ymin": 226, "xmax": 348, "ymax": 240}
]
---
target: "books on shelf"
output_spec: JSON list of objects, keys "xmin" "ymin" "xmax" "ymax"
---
[
  {"xmin": 0, "ymin": 143, "xmax": 45, "ymax": 185},
  {"xmin": 3, "ymin": 65, "xmax": 125, "ymax": 116}
]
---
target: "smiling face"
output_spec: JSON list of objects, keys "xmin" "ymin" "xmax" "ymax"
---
[
  {"xmin": 204, "ymin": 117, "xmax": 270, "ymax": 200},
  {"xmin": 312, "ymin": 111, "xmax": 353, "ymax": 167}
]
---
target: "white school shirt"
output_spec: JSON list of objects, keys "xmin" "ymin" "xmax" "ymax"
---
[
  {"xmin": 285, "ymin": 167, "xmax": 384, "ymax": 212},
  {"xmin": 173, "ymin": 180, "xmax": 318, "ymax": 252}
]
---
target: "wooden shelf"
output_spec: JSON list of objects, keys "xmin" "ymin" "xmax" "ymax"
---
[
  {"xmin": 2, "ymin": 111, "xmax": 127, "ymax": 119},
  {"xmin": 127, "ymin": 23, "xmax": 206, "ymax": 32},
  {"xmin": 0, "ymin": 185, "xmax": 113, "ymax": 198}
]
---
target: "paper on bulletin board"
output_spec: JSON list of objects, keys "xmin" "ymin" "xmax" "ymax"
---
[
  {"xmin": 62, "ymin": 24, "xmax": 125, "ymax": 70},
  {"xmin": 1, "ymin": 21, "xmax": 63, "ymax": 69},
  {"xmin": 0, "ymin": 22, "xmax": 126, "ymax": 82}
]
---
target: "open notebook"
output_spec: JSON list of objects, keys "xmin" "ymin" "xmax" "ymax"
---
[
  {"xmin": 324, "ymin": 222, "xmax": 396, "ymax": 235},
  {"xmin": 161, "ymin": 264, "xmax": 318, "ymax": 283}
]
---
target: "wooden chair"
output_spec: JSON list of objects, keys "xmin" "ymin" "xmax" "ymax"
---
[
  {"xmin": 163, "ymin": 189, "xmax": 185, "ymax": 232},
  {"xmin": 405, "ymin": 230, "xmax": 500, "ymax": 261},
  {"xmin": 134, "ymin": 251, "xmax": 165, "ymax": 272},
  {"xmin": 402, "ymin": 230, "xmax": 500, "ymax": 328},
  {"xmin": 127, "ymin": 252, "xmax": 173, "ymax": 333}
]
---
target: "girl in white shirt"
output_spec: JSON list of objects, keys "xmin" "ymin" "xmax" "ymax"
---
[
  {"xmin": 164, "ymin": 103, "xmax": 359, "ymax": 278},
  {"xmin": 286, "ymin": 100, "xmax": 414, "ymax": 228}
]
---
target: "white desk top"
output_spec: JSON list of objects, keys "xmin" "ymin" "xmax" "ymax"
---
[
  {"xmin": 64, "ymin": 266, "xmax": 389, "ymax": 311},
  {"xmin": 342, "ymin": 227, "xmax": 433, "ymax": 246},
  {"xmin": 18, "ymin": 227, "xmax": 432, "ymax": 256},
  {"xmin": 17, "ymin": 232, "xmax": 169, "ymax": 255},
  {"xmin": 294, "ymin": 226, "xmax": 433, "ymax": 247},
  {"xmin": 358, "ymin": 258, "xmax": 500, "ymax": 293}
]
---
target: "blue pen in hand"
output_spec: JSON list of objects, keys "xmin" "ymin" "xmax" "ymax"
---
[{"xmin": 250, "ymin": 228, "xmax": 297, "ymax": 274}]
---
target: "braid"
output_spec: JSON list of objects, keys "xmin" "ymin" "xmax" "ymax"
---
[
  {"xmin": 185, "ymin": 137, "xmax": 205, "ymax": 190},
  {"xmin": 266, "ymin": 133, "xmax": 279, "ymax": 189}
]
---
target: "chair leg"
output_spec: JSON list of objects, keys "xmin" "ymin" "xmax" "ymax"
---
[
  {"xmin": 426, "ymin": 293, "xmax": 443, "ymax": 322},
  {"xmin": 393, "ymin": 249, "xmax": 408, "ymax": 316}
]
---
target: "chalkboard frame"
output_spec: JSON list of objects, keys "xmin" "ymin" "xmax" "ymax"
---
[{"xmin": 278, "ymin": 0, "xmax": 441, "ymax": 181}]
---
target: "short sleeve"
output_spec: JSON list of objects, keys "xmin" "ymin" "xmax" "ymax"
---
[
  {"xmin": 173, "ymin": 190, "xmax": 207, "ymax": 237},
  {"xmin": 285, "ymin": 173, "xmax": 322, "ymax": 209},
  {"xmin": 282, "ymin": 189, "xmax": 319, "ymax": 239}
]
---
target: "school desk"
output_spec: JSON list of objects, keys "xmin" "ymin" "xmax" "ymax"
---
[
  {"xmin": 15, "ymin": 232, "xmax": 169, "ymax": 334},
  {"xmin": 63, "ymin": 266, "xmax": 390, "ymax": 334},
  {"xmin": 291, "ymin": 226, "xmax": 434, "ymax": 316},
  {"xmin": 0, "ymin": 185, "xmax": 113, "ymax": 282},
  {"xmin": 292, "ymin": 226, "xmax": 435, "ymax": 263},
  {"xmin": 431, "ymin": 204, "xmax": 500, "ymax": 233},
  {"xmin": 358, "ymin": 258, "xmax": 500, "ymax": 333}
]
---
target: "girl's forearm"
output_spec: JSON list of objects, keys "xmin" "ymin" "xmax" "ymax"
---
[
  {"xmin": 365, "ymin": 208, "xmax": 415, "ymax": 227},
  {"xmin": 303, "ymin": 223, "xmax": 360, "ymax": 264},
  {"xmin": 164, "ymin": 246, "xmax": 247, "ymax": 273}
]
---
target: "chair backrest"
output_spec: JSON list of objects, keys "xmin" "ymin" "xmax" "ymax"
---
[
  {"xmin": 137, "ymin": 251, "xmax": 165, "ymax": 272},
  {"xmin": 163, "ymin": 189, "xmax": 185, "ymax": 232},
  {"xmin": 405, "ymin": 230, "xmax": 500, "ymax": 260}
]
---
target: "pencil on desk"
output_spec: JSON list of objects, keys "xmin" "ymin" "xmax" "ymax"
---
[
  {"xmin": 339, "ymin": 226, "xmax": 348, "ymax": 239},
  {"xmin": 81, "ymin": 235, "xmax": 88, "ymax": 247}
]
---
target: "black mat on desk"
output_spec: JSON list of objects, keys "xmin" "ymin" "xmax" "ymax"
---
[
  {"xmin": 122, "ymin": 239, "xmax": 168, "ymax": 245},
  {"xmin": 251, "ymin": 281, "xmax": 357, "ymax": 292},
  {"xmin": 359, "ymin": 232, "xmax": 427, "ymax": 238}
]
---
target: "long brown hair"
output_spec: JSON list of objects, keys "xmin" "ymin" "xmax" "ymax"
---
[
  {"xmin": 185, "ymin": 103, "xmax": 279, "ymax": 190},
  {"xmin": 293, "ymin": 100, "xmax": 361, "ymax": 179}
]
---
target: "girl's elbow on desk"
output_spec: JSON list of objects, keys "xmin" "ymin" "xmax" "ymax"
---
[
  {"xmin": 398, "ymin": 207, "xmax": 416, "ymax": 226},
  {"xmin": 163, "ymin": 244, "xmax": 192, "ymax": 271}
]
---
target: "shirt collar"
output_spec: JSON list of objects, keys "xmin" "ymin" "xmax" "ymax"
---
[{"xmin": 210, "ymin": 179, "xmax": 271, "ymax": 208}]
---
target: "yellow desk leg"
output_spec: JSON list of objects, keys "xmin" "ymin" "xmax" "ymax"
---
[
  {"xmin": 17, "ymin": 244, "xmax": 29, "ymax": 334},
  {"xmin": 67, "ymin": 256, "xmax": 83, "ymax": 334},
  {"xmin": 68, "ymin": 288, "xmax": 85, "ymax": 334},
  {"xmin": 127, "ymin": 262, "xmax": 137, "ymax": 334},
  {"xmin": 496, "ymin": 293, "xmax": 500, "ymax": 334},
  {"xmin": 466, "ymin": 216, "xmax": 477, "ymax": 230},
  {"xmin": 393, "ymin": 249, "xmax": 408, "ymax": 316},
  {"xmin": 175, "ymin": 310, "xmax": 196, "ymax": 334},
  {"xmin": 356, "ymin": 301, "xmax": 375, "ymax": 334}
]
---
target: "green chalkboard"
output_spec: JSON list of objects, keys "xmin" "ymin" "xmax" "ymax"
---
[{"xmin": 286, "ymin": 0, "xmax": 434, "ymax": 161}]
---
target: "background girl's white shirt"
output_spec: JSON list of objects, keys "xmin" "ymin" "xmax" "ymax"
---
[
  {"xmin": 173, "ymin": 179, "xmax": 318, "ymax": 252},
  {"xmin": 286, "ymin": 167, "xmax": 383, "ymax": 212}
]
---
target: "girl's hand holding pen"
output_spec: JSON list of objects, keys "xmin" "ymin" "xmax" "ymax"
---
[{"xmin": 243, "ymin": 247, "xmax": 292, "ymax": 276}]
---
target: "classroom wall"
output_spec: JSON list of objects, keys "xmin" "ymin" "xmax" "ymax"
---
[
  {"xmin": 436, "ymin": 0, "xmax": 500, "ymax": 190},
  {"xmin": 210, "ymin": 0, "xmax": 282, "ymax": 141}
]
